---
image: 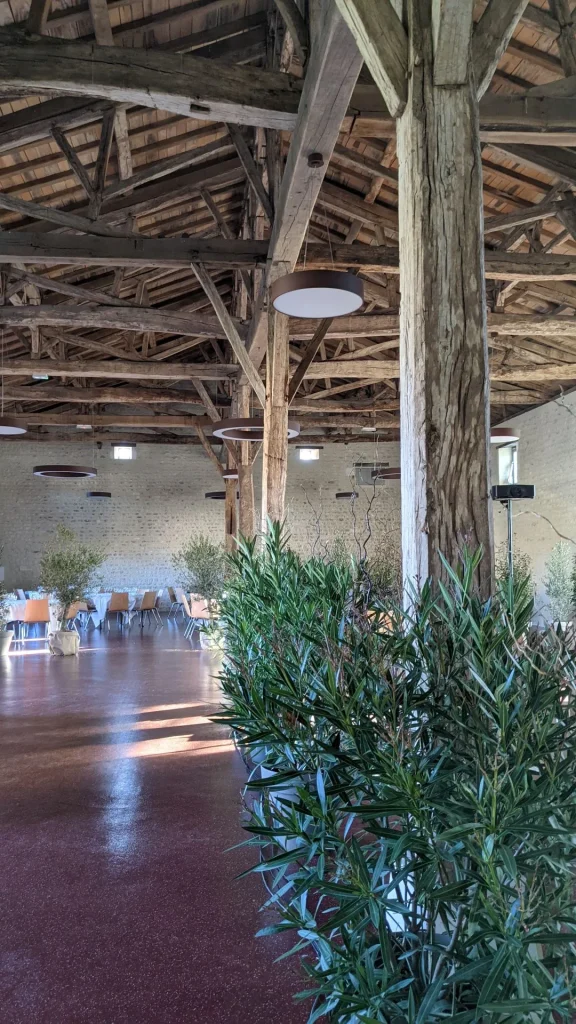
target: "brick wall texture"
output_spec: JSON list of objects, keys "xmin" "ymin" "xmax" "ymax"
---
[{"xmin": 0, "ymin": 439, "xmax": 401, "ymax": 589}]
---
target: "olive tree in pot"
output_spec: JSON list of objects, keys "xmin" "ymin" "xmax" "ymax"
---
[
  {"xmin": 40, "ymin": 525, "xmax": 105, "ymax": 655},
  {"xmin": 171, "ymin": 534, "xmax": 226, "ymax": 647},
  {"xmin": 0, "ymin": 580, "xmax": 14, "ymax": 655}
]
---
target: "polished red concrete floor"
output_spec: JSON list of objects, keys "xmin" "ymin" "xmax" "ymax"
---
[{"xmin": 0, "ymin": 624, "xmax": 307, "ymax": 1023}]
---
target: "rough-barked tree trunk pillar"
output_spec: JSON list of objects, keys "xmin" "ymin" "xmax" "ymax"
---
[
  {"xmin": 397, "ymin": 0, "xmax": 493, "ymax": 597},
  {"xmin": 261, "ymin": 307, "xmax": 290, "ymax": 529},
  {"xmin": 237, "ymin": 381, "xmax": 256, "ymax": 539}
]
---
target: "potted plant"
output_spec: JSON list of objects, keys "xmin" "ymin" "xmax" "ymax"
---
[
  {"xmin": 172, "ymin": 534, "xmax": 226, "ymax": 647},
  {"xmin": 544, "ymin": 541, "xmax": 574, "ymax": 628},
  {"xmin": 39, "ymin": 525, "xmax": 105, "ymax": 655},
  {"xmin": 0, "ymin": 580, "xmax": 14, "ymax": 656}
]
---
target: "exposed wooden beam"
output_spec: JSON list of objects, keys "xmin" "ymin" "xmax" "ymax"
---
[
  {"xmin": 6, "ymin": 268, "xmax": 138, "ymax": 308},
  {"xmin": 484, "ymin": 198, "xmax": 563, "ymax": 234},
  {"xmin": 432, "ymin": 0, "xmax": 474, "ymax": 86},
  {"xmin": 333, "ymin": 0, "xmax": 408, "ymax": 117},
  {"xmin": 549, "ymin": 0, "xmax": 576, "ymax": 77},
  {"xmin": 288, "ymin": 318, "xmax": 332, "ymax": 403},
  {"xmin": 0, "ymin": 32, "xmax": 303, "ymax": 131},
  {"xmin": 27, "ymin": 0, "xmax": 52, "ymax": 34},
  {"xmin": 90, "ymin": 106, "xmax": 115, "ymax": 218},
  {"xmin": 3, "ymin": 232, "xmax": 576, "ymax": 281},
  {"xmin": 0, "ymin": 190, "xmax": 130, "ymax": 237},
  {"xmin": 226, "ymin": 123, "xmax": 273, "ymax": 225},
  {"xmin": 0, "ymin": 97, "xmax": 111, "ymax": 156},
  {"xmin": 50, "ymin": 125, "xmax": 96, "ymax": 203},
  {"xmin": 87, "ymin": 0, "xmax": 133, "ymax": 179},
  {"xmin": 196, "ymin": 424, "xmax": 225, "ymax": 475},
  {"xmin": 472, "ymin": 0, "xmax": 531, "ymax": 98},
  {"xmin": 261, "ymin": 308, "xmax": 290, "ymax": 526},
  {"xmin": 273, "ymin": 0, "xmax": 309, "ymax": 64},
  {"xmin": 490, "ymin": 143, "xmax": 576, "ymax": 189},
  {"xmin": 0, "ymin": 304, "xmax": 246, "ymax": 339},
  {"xmin": 0, "ymin": 232, "xmax": 268, "ymax": 268},
  {"xmin": 2, "ymin": 383, "xmax": 205, "ymax": 405},
  {"xmin": 247, "ymin": 0, "xmax": 363, "ymax": 368},
  {"xmin": 0, "ymin": 358, "xmax": 238, "ymax": 381},
  {"xmin": 190, "ymin": 263, "xmax": 265, "ymax": 405}
]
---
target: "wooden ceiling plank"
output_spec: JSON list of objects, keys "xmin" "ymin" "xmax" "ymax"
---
[
  {"xmin": 0, "ymin": 358, "xmax": 238, "ymax": 380},
  {"xmin": 472, "ymin": 0, "xmax": 531, "ymax": 98}
]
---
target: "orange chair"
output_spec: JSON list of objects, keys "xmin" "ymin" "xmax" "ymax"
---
[
  {"xmin": 138, "ymin": 591, "xmax": 162, "ymax": 627},
  {"xmin": 105, "ymin": 592, "xmax": 130, "ymax": 630},
  {"xmin": 65, "ymin": 601, "xmax": 89, "ymax": 632},
  {"xmin": 21, "ymin": 598, "xmax": 50, "ymax": 640}
]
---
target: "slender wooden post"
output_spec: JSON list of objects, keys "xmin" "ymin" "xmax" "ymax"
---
[
  {"xmin": 224, "ymin": 478, "xmax": 238, "ymax": 553},
  {"xmin": 237, "ymin": 382, "xmax": 256, "ymax": 539},
  {"xmin": 397, "ymin": 0, "xmax": 492, "ymax": 595},
  {"xmin": 261, "ymin": 307, "xmax": 290, "ymax": 529}
]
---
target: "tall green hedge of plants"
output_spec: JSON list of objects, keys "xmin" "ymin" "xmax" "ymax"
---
[{"xmin": 217, "ymin": 526, "xmax": 576, "ymax": 1024}]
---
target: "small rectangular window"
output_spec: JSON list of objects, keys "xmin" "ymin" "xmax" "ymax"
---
[{"xmin": 113, "ymin": 445, "xmax": 134, "ymax": 461}]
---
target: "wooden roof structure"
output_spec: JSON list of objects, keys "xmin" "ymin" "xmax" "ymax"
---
[{"xmin": 0, "ymin": 0, "xmax": 576, "ymax": 454}]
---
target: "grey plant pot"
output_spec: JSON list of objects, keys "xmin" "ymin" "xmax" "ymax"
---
[
  {"xmin": 48, "ymin": 630, "xmax": 80, "ymax": 656},
  {"xmin": 0, "ymin": 629, "xmax": 14, "ymax": 656}
]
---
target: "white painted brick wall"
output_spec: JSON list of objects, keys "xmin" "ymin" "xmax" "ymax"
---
[
  {"xmin": 495, "ymin": 392, "xmax": 576, "ymax": 617},
  {"xmin": 0, "ymin": 439, "xmax": 401, "ymax": 588}
]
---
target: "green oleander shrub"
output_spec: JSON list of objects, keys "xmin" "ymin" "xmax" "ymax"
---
[{"xmin": 217, "ymin": 525, "xmax": 576, "ymax": 1024}]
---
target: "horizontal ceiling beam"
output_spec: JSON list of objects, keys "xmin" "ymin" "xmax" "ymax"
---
[
  {"xmin": 1, "ymin": 384, "xmax": 206, "ymax": 405},
  {"xmin": 2, "ymin": 233, "xmax": 576, "ymax": 281},
  {"xmin": 0, "ymin": 31, "xmax": 303, "ymax": 131},
  {"xmin": 0, "ymin": 38, "xmax": 574, "ymax": 147},
  {"xmin": 0, "ymin": 359, "xmax": 238, "ymax": 381},
  {"xmin": 0, "ymin": 304, "xmax": 243, "ymax": 339}
]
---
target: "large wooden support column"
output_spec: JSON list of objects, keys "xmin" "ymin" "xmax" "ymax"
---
[
  {"xmin": 261, "ymin": 309, "xmax": 290, "ymax": 529},
  {"xmin": 397, "ymin": 0, "xmax": 492, "ymax": 595},
  {"xmin": 237, "ymin": 382, "xmax": 256, "ymax": 539}
]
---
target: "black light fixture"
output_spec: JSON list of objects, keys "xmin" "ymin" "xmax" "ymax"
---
[
  {"xmin": 270, "ymin": 270, "xmax": 364, "ymax": 318},
  {"xmin": 87, "ymin": 491, "xmax": 111, "ymax": 498},
  {"xmin": 205, "ymin": 490, "xmax": 239, "ymax": 499},
  {"xmin": 34, "ymin": 465, "xmax": 97, "ymax": 478},
  {"xmin": 335, "ymin": 491, "xmax": 359, "ymax": 499},
  {"xmin": 212, "ymin": 418, "xmax": 300, "ymax": 441}
]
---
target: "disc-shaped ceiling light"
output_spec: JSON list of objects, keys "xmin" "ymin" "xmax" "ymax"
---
[
  {"xmin": 222, "ymin": 470, "xmax": 239, "ymax": 480},
  {"xmin": 87, "ymin": 491, "xmax": 111, "ymax": 498},
  {"xmin": 372, "ymin": 467, "xmax": 401, "ymax": 480},
  {"xmin": 211, "ymin": 418, "xmax": 300, "ymax": 442},
  {"xmin": 335, "ymin": 491, "xmax": 359, "ymax": 499},
  {"xmin": 270, "ymin": 270, "xmax": 364, "ymax": 318},
  {"xmin": 33, "ymin": 465, "xmax": 97, "ymax": 479},
  {"xmin": 490, "ymin": 427, "xmax": 519, "ymax": 445},
  {"xmin": 0, "ymin": 416, "xmax": 27, "ymax": 436},
  {"xmin": 205, "ymin": 490, "xmax": 239, "ymax": 500}
]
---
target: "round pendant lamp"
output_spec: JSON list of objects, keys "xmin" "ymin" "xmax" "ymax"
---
[
  {"xmin": 87, "ymin": 491, "xmax": 111, "ymax": 498},
  {"xmin": 0, "ymin": 416, "xmax": 27, "ymax": 436},
  {"xmin": 205, "ymin": 490, "xmax": 239, "ymax": 500},
  {"xmin": 34, "ymin": 464, "xmax": 97, "ymax": 479},
  {"xmin": 211, "ymin": 417, "xmax": 300, "ymax": 441},
  {"xmin": 270, "ymin": 270, "xmax": 364, "ymax": 319},
  {"xmin": 222, "ymin": 470, "xmax": 239, "ymax": 480},
  {"xmin": 372, "ymin": 467, "xmax": 401, "ymax": 480},
  {"xmin": 335, "ymin": 491, "xmax": 359, "ymax": 499},
  {"xmin": 490, "ymin": 427, "xmax": 519, "ymax": 444}
]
